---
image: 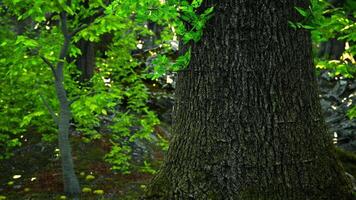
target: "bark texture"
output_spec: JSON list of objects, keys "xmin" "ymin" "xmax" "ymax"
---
[{"xmin": 146, "ymin": 0, "xmax": 353, "ymax": 199}]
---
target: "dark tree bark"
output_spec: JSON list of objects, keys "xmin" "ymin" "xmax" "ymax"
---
[
  {"xmin": 74, "ymin": 0, "xmax": 95, "ymax": 82},
  {"xmin": 318, "ymin": 38, "xmax": 345, "ymax": 60},
  {"xmin": 145, "ymin": 1, "xmax": 353, "ymax": 199},
  {"xmin": 73, "ymin": 34, "xmax": 112, "ymax": 82},
  {"xmin": 70, "ymin": 0, "xmax": 105, "ymax": 83},
  {"xmin": 75, "ymin": 39, "xmax": 96, "ymax": 81}
]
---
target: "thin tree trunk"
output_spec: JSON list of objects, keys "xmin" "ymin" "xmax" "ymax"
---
[
  {"xmin": 55, "ymin": 80, "xmax": 80, "ymax": 198},
  {"xmin": 54, "ymin": 12, "xmax": 80, "ymax": 198},
  {"xmin": 146, "ymin": 0, "xmax": 354, "ymax": 199}
]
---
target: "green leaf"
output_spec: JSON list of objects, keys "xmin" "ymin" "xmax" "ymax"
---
[{"xmin": 295, "ymin": 6, "xmax": 309, "ymax": 17}]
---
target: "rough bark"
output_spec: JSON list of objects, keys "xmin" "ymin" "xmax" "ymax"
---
[{"xmin": 146, "ymin": 0, "xmax": 354, "ymax": 199}]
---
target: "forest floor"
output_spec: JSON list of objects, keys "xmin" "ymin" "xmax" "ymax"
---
[
  {"xmin": 1, "ymin": 128, "xmax": 356, "ymax": 200},
  {"xmin": 0, "ymin": 131, "xmax": 164, "ymax": 200}
]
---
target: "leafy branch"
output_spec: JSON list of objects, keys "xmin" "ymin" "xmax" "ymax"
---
[{"xmin": 177, "ymin": 0, "xmax": 215, "ymax": 43}]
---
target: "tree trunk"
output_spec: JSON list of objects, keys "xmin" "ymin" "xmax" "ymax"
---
[
  {"xmin": 55, "ymin": 79, "xmax": 81, "ymax": 198},
  {"xmin": 55, "ymin": 17, "xmax": 81, "ymax": 197},
  {"xmin": 146, "ymin": 1, "xmax": 353, "ymax": 199},
  {"xmin": 318, "ymin": 38, "xmax": 345, "ymax": 60},
  {"xmin": 76, "ymin": 39, "xmax": 95, "ymax": 82}
]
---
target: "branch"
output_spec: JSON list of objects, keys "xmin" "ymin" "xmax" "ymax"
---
[
  {"xmin": 40, "ymin": 55, "xmax": 58, "ymax": 80},
  {"xmin": 70, "ymin": 24, "xmax": 89, "ymax": 37},
  {"xmin": 39, "ymin": 93, "xmax": 59, "ymax": 125}
]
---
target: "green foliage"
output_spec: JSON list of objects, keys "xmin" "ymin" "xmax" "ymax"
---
[
  {"xmin": 292, "ymin": 0, "xmax": 356, "ymax": 119},
  {"xmin": 136, "ymin": 0, "xmax": 212, "ymax": 78},
  {"xmin": 310, "ymin": 0, "xmax": 356, "ymax": 119},
  {"xmin": 348, "ymin": 106, "xmax": 356, "ymax": 120},
  {"xmin": 150, "ymin": 55, "xmax": 171, "ymax": 80},
  {"xmin": 0, "ymin": 0, "xmax": 173, "ymax": 172},
  {"xmin": 150, "ymin": 48, "xmax": 191, "ymax": 80},
  {"xmin": 0, "ymin": 9, "xmax": 57, "ymax": 157},
  {"xmin": 139, "ymin": 161, "xmax": 157, "ymax": 174},
  {"xmin": 104, "ymin": 143, "xmax": 132, "ymax": 173},
  {"xmin": 316, "ymin": 60, "xmax": 356, "ymax": 78},
  {"xmin": 178, "ymin": 1, "xmax": 214, "ymax": 43},
  {"xmin": 290, "ymin": 0, "xmax": 356, "ymax": 44}
]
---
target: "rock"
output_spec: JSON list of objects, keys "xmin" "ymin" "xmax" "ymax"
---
[{"xmin": 318, "ymin": 70, "xmax": 356, "ymax": 151}]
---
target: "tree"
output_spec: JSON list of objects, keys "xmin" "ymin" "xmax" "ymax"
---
[
  {"xmin": 1, "ymin": 0, "xmax": 176, "ymax": 198},
  {"xmin": 146, "ymin": 0, "xmax": 354, "ymax": 199}
]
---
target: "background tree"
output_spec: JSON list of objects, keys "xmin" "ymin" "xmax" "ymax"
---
[
  {"xmin": 146, "ymin": 0, "xmax": 354, "ymax": 199},
  {"xmin": 0, "ymin": 0, "xmax": 177, "ymax": 198}
]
